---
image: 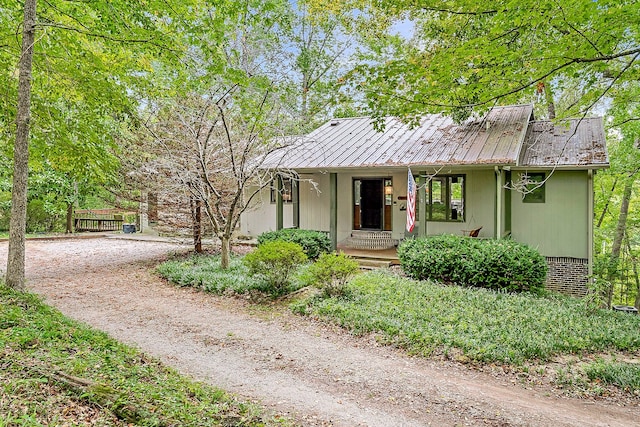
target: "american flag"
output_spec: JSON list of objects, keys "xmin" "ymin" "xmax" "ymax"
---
[{"xmin": 406, "ymin": 169, "xmax": 416, "ymax": 232}]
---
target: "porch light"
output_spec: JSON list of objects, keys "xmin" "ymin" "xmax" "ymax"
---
[{"xmin": 384, "ymin": 184, "xmax": 393, "ymax": 195}]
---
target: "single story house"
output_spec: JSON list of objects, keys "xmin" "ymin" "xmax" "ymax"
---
[{"xmin": 242, "ymin": 104, "xmax": 609, "ymax": 295}]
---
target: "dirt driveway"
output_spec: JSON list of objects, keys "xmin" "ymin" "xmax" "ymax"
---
[{"xmin": 1, "ymin": 237, "xmax": 639, "ymax": 426}]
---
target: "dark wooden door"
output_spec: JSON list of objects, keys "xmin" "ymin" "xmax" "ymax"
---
[{"xmin": 359, "ymin": 179, "xmax": 383, "ymax": 230}]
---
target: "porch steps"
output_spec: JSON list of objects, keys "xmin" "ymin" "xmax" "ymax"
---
[
  {"xmin": 341, "ymin": 230, "xmax": 399, "ymax": 250},
  {"xmin": 356, "ymin": 257, "xmax": 394, "ymax": 270},
  {"xmin": 336, "ymin": 248, "xmax": 401, "ymax": 271}
]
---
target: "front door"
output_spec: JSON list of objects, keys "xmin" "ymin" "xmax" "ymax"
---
[{"xmin": 354, "ymin": 179, "xmax": 384, "ymax": 230}]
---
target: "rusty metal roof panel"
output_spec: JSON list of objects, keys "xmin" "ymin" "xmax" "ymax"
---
[
  {"xmin": 266, "ymin": 105, "xmax": 609, "ymax": 170},
  {"xmin": 519, "ymin": 118, "xmax": 609, "ymax": 168}
]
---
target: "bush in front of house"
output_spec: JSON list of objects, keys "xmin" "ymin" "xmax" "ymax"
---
[
  {"xmin": 243, "ymin": 240, "xmax": 307, "ymax": 294},
  {"xmin": 300, "ymin": 252, "xmax": 360, "ymax": 297},
  {"xmin": 257, "ymin": 229, "xmax": 331, "ymax": 260},
  {"xmin": 398, "ymin": 235, "xmax": 547, "ymax": 294}
]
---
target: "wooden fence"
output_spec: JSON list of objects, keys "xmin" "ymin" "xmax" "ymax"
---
[{"xmin": 74, "ymin": 209, "xmax": 136, "ymax": 232}]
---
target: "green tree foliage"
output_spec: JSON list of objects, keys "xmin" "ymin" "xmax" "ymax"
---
[
  {"xmin": 282, "ymin": 0, "xmax": 361, "ymax": 131},
  {"xmin": 1, "ymin": 0, "xmax": 202, "ymax": 287},
  {"xmin": 310, "ymin": 0, "xmax": 639, "ymax": 123}
]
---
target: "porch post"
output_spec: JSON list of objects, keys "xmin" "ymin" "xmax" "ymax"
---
[
  {"xmin": 495, "ymin": 167, "xmax": 503, "ymax": 239},
  {"xmin": 418, "ymin": 172, "xmax": 427, "ymax": 238},
  {"xmin": 276, "ymin": 175, "xmax": 283, "ymax": 230},
  {"xmin": 329, "ymin": 172, "xmax": 337, "ymax": 250},
  {"xmin": 292, "ymin": 179, "xmax": 300, "ymax": 229}
]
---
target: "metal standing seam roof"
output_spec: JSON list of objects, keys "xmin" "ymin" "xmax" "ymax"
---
[
  {"xmin": 265, "ymin": 104, "xmax": 608, "ymax": 170},
  {"xmin": 519, "ymin": 118, "xmax": 609, "ymax": 168}
]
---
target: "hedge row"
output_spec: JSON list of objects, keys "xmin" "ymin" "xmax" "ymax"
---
[{"xmin": 397, "ymin": 235, "xmax": 547, "ymax": 294}]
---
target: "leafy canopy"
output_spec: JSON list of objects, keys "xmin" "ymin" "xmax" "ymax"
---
[{"xmin": 310, "ymin": 0, "xmax": 640, "ymax": 123}]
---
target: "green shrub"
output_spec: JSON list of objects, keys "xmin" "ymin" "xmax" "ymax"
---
[
  {"xmin": 243, "ymin": 240, "xmax": 307, "ymax": 294},
  {"xmin": 302, "ymin": 252, "xmax": 359, "ymax": 296},
  {"xmin": 398, "ymin": 235, "xmax": 547, "ymax": 293},
  {"xmin": 257, "ymin": 229, "xmax": 331, "ymax": 260}
]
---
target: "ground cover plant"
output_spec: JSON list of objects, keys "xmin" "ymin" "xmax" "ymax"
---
[
  {"xmin": 585, "ymin": 359, "xmax": 640, "ymax": 393},
  {"xmin": 157, "ymin": 254, "xmax": 263, "ymax": 294},
  {"xmin": 398, "ymin": 235, "xmax": 547, "ymax": 294},
  {"xmin": 292, "ymin": 271, "xmax": 640, "ymax": 366},
  {"xmin": 157, "ymin": 251, "xmax": 310, "ymax": 298},
  {"xmin": 0, "ymin": 284, "xmax": 290, "ymax": 426},
  {"xmin": 158, "ymin": 254, "xmax": 640, "ymax": 396}
]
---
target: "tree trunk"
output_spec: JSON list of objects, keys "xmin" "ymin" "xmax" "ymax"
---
[
  {"xmin": 596, "ymin": 177, "xmax": 617, "ymax": 228},
  {"xmin": 628, "ymin": 238, "xmax": 640, "ymax": 310},
  {"xmin": 193, "ymin": 199, "xmax": 202, "ymax": 254},
  {"xmin": 607, "ymin": 178, "xmax": 633, "ymax": 307},
  {"xmin": 539, "ymin": 80, "xmax": 555, "ymax": 119},
  {"xmin": 301, "ymin": 81, "xmax": 308, "ymax": 122},
  {"xmin": 6, "ymin": 0, "xmax": 37, "ymax": 291},
  {"xmin": 66, "ymin": 202, "xmax": 74, "ymax": 233},
  {"xmin": 220, "ymin": 235, "xmax": 231, "ymax": 269}
]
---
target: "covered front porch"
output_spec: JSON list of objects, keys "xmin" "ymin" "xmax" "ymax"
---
[{"xmin": 259, "ymin": 168, "xmax": 504, "ymax": 249}]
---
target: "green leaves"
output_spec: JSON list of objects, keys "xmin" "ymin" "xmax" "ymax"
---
[
  {"xmin": 398, "ymin": 235, "xmax": 548, "ymax": 293},
  {"xmin": 243, "ymin": 240, "xmax": 308, "ymax": 293},
  {"xmin": 324, "ymin": 0, "xmax": 640, "ymax": 122},
  {"xmin": 257, "ymin": 229, "xmax": 332, "ymax": 260}
]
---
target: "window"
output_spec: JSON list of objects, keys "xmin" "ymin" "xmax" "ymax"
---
[
  {"xmin": 521, "ymin": 173, "xmax": 545, "ymax": 203},
  {"xmin": 270, "ymin": 178, "xmax": 293, "ymax": 203},
  {"xmin": 425, "ymin": 174, "xmax": 464, "ymax": 222}
]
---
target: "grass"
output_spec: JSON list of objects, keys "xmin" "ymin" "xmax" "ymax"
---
[
  {"xmin": 0, "ymin": 283, "xmax": 291, "ymax": 426},
  {"xmin": 291, "ymin": 271, "xmax": 640, "ymax": 365}
]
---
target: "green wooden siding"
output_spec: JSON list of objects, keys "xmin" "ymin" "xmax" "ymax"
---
[{"xmin": 511, "ymin": 170, "xmax": 588, "ymax": 258}]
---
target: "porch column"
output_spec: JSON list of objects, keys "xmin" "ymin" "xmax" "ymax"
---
[
  {"xmin": 292, "ymin": 179, "xmax": 300, "ymax": 229},
  {"xmin": 495, "ymin": 167, "xmax": 503, "ymax": 239},
  {"xmin": 504, "ymin": 170, "xmax": 512, "ymax": 235},
  {"xmin": 329, "ymin": 172, "xmax": 337, "ymax": 250},
  {"xmin": 418, "ymin": 172, "xmax": 427, "ymax": 238},
  {"xmin": 276, "ymin": 175, "xmax": 283, "ymax": 230}
]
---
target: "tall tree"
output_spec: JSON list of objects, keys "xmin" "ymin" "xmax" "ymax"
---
[
  {"xmin": 139, "ymin": 0, "xmax": 299, "ymax": 268},
  {"xmin": 286, "ymin": 1, "xmax": 356, "ymax": 130},
  {"xmin": 6, "ymin": 0, "xmax": 36, "ymax": 290},
  {"xmin": 1, "ymin": 1, "xmax": 195, "ymax": 288}
]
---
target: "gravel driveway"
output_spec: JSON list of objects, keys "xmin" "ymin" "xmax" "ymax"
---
[{"xmin": 1, "ymin": 237, "xmax": 638, "ymax": 426}]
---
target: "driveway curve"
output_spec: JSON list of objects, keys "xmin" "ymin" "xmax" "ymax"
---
[{"xmin": 1, "ymin": 237, "xmax": 638, "ymax": 426}]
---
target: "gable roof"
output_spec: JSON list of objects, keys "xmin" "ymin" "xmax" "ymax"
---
[
  {"xmin": 519, "ymin": 118, "xmax": 608, "ymax": 168},
  {"xmin": 267, "ymin": 104, "xmax": 608, "ymax": 171}
]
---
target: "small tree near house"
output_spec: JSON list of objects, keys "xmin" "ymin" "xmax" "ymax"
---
[{"xmin": 144, "ymin": 82, "xmax": 298, "ymax": 269}]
